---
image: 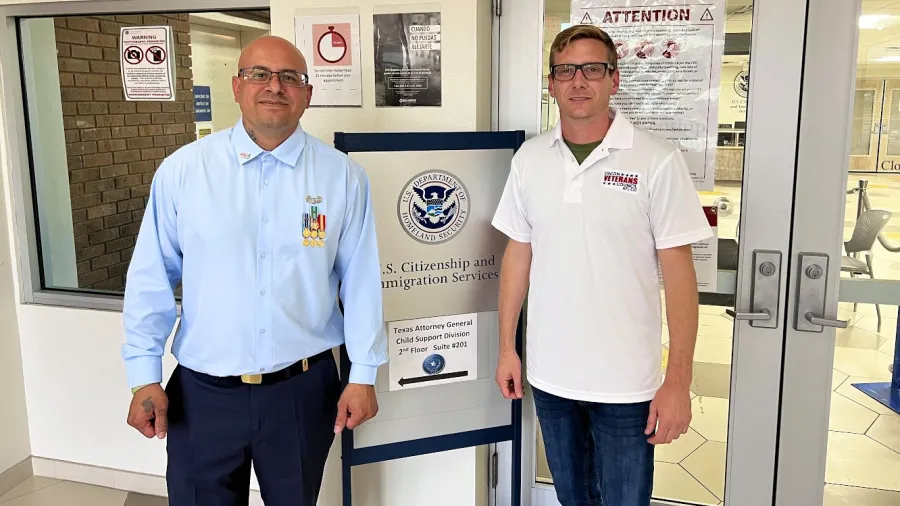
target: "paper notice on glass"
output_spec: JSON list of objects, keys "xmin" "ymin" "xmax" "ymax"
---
[
  {"xmin": 120, "ymin": 26, "xmax": 175, "ymax": 101},
  {"xmin": 658, "ymin": 206, "xmax": 718, "ymax": 292},
  {"xmin": 294, "ymin": 14, "xmax": 363, "ymax": 107},
  {"xmin": 572, "ymin": 0, "xmax": 726, "ymax": 190}
]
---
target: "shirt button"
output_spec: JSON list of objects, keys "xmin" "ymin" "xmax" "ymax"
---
[
  {"xmin": 260, "ymin": 329, "xmax": 266, "ymax": 334},
  {"xmin": 260, "ymin": 290, "xmax": 266, "ymax": 296},
  {"xmin": 261, "ymin": 253, "xmax": 266, "ymax": 259},
  {"xmin": 264, "ymin": 180, "xmax": 270, "ymax": 185},
  {"xmin": 263, "ymin": 217, "xmax": 269, "ymax": 223}
]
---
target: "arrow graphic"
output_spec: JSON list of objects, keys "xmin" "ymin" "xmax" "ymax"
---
[{"xmin": 399, "ymin": 370, "xmax": 468, "ymax": 387}]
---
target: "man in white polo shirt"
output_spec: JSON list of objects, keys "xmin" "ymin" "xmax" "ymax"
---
[{"xmin": 492, "ymin": 25, "xmax": 712, "ymax": 505}]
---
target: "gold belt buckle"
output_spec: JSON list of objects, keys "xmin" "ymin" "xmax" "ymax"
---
[
  {"xmin": 240, "ymin": 374, "xmax": 262, "ymax": 385},
  {"xmin": 302, "ymin": 359, "xmax": 309, "ymax": 372}
]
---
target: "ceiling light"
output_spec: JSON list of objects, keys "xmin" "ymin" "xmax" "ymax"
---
[{"xmin": 859, "ymin": 14, "xmax": 895, "ymax": 30}]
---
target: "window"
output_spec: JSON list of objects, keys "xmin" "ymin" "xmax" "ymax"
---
[{"xmin": 16, "ymin": 9, "xmax": 270, "ymax": 297}]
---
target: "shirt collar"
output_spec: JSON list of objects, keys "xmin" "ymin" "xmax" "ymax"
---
[
  {"xmin": 548, "ymin": 107, "xmax": 634, "ymax": 151},
  {"xmin": 231, "ymin": 118, "xmax": 308, "ymax": 167}
]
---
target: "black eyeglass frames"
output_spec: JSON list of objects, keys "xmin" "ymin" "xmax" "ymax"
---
[{"xmin": 549, "ymin": 62, "xmax": 614, "ymax": 81}]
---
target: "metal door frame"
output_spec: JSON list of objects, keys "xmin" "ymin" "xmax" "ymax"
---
[{"xmin": 493, "ymin": 0, "xmax": 814, "ymax": 504}]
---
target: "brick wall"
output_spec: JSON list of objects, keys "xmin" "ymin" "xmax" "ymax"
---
[{"xmin": 57, "ymin": 14, "xmax": 195, "ymax": 291}]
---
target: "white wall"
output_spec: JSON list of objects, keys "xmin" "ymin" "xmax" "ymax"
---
[
  {"xmin": 281, "ymin": 0, "xmax": 493, "ymax": 145},
  {"xmin": 1, "ymin": 0, "xmax": 494, "ymax": 505}
]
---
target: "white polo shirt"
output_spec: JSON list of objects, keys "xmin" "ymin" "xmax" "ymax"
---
[{"xmin": 492, "ymin": 110, "xmax": 712, "ymax": 403}]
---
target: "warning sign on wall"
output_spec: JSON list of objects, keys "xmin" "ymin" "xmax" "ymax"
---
[
  {"xmin": 120, "ymin": 26, "xmax": 176, "ymax": 101},
  {"xmin": 572, "ymin": 0, "xmax": 726, "ymax": 191}
]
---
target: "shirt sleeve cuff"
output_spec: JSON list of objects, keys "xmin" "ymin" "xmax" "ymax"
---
[
  {"xmin": 491, "ymin": 218, "xmax": 531, "ymax": 243},
  {"xmin": 124, "ymin": 355, "xmax": 163, "ymax": 390},
  {"xmin": 348, "ymin": 364, "xmax": 378, "ymax": 385}
]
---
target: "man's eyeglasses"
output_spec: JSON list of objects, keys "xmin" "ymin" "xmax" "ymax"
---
[
  {"xmin": 239, "ymin": 67, "xmax": 309, "ymax": 88},
  {"xmin": 550, "ymin": 62, "xmax": 614, "ymax": 81}
]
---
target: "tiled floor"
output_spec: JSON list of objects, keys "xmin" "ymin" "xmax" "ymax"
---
[
  {"xmin": 536, "ymin": 174, "xmax": 900, "ymax": 505},
  {"xmin": 0, "ymin": 477, "xmax": 166, "ymax": 506}
]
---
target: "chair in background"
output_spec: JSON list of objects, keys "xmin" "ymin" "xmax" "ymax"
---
[{"xmin": 841, "ymin": 209, "xmax": 893, "ymax": 332}]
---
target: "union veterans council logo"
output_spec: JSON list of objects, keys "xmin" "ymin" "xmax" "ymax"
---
[
  {"xmin": 602, "ymin": 170, "xmax": 641, "ymax": 193},
  {"xmin": 422, "ymin": 354, "xmax": 446, "ymax": 375},
  {"xmin": 398, "ymin": 170, "xmax": 470, "ymax": 244}
]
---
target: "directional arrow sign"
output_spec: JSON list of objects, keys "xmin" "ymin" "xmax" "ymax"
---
[{"xmin": 398, "ymin": 370, "xmax": 468, "ymax": 387}]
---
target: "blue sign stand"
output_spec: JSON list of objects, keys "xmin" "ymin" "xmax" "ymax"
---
[
  {"xmin": 853, "ymin": 306, "xmax": 900, "ymax": 414},
  {"xmin": 334, "ymin": 130, "xmax": 526, "ymax": 506}
]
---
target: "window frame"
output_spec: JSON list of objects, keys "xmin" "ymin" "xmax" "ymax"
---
[{"xmin": 0, "ymin": 0, "xmax": 268, "ymax": 311}]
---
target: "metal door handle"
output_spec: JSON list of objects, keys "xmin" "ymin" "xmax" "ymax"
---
[
  {"xmin": 726, "ymin": 308, "xmax": 771, "ymax": 321},
  {"xmin": 804, "ymin": 312, "xmax": 848, "ymax": 329}
]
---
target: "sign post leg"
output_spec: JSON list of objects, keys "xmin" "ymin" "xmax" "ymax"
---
[{"xmin": 340, "ymin": 345, "xmax": 353, "ymax": 506}]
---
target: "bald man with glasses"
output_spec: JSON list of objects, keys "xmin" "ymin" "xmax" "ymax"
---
[{"xmin": 122, "ymin": 35, "xmax": 387, "ymax": 506}]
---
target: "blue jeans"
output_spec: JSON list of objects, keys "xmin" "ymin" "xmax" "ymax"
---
[{"xmin": 533, "ymin": 387, "xmax": 654, "ymax": 506}]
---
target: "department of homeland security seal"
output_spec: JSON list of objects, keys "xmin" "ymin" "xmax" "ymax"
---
[
  {"xmin": 398, "ymin": 170, "xmax": 470, "ymax": 244},
  {"xmin": 422, "ymin": 354, "xmax": 446, "ymax": 375}
]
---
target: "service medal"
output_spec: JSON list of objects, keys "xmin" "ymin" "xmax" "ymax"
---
[
  {"xmin": 303, "ymin": 228, "xmax": 311, "ymax": 238},
  {"xmin": 303, "ymin": 238, "xmax": 310, "ymax": 247}
]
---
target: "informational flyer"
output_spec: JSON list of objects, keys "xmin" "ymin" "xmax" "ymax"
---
[
  {"xmin": 572, "ymin": 0, "xmax": 726, "ymax": 190},
  {"xmin": 193, "ymin": 85, "xmax": 212, "ymax": 121},
  {"xmin": 294, "ymin": 14, "xmax": 362, "ymax": 107},
  {"xmin": 120, "ymin": 26, "xmax": 175, "ymax": 101},
  {"xmin": 373, "ymin": 12, "xmax": 442, "ymax": 107},
  {"xmin": 388, "ymin": 313, "xmax": 477, "ymax": 391},
  {"xmin": 693, "ymin": 206, "xmax": 719, "ymax": 292},
  {"xmin": 657, "ymin": 206, "xmax": 718, "ymax": 292}
]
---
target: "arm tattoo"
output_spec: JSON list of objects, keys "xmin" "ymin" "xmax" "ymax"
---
[{"xmin": 141, "ymin": 397, "xmax": 155, "ymax": 414}]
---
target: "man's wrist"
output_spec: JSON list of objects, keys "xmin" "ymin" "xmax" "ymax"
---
[{"xmin": 131, "ymin": 383, "xmax": 156, "ymax": 395}]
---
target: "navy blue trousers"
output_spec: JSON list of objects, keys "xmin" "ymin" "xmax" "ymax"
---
[
  {"xmin": 533, "ymin": 387, "xmax": 654, "ymax": 506},
  {"xmin": 164, "ymin": 355, "xmax": 342, "ymax": 506}
]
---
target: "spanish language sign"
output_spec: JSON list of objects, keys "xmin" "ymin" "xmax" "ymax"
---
[
  {"xmin": 120, "ymin": 26, "xmax": 175, "ymax": 101},
  {"xmin": 294, "ymin": 14, "xmax": 362, "ymax": 107},
  {"xmin": 388, "ymin": 313, "xmax": 478, "ymax": 391},
  {"xmin": 373, "ymin": 12, "xmax": 442, "ymax": 107},
  {"xmin": 572, "ymin": 0, "xmax": 726, "ymax": 190}
]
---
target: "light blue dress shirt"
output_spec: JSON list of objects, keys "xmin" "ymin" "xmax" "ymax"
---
[{"xmin": 121, "ymin": 119, "xmax": 388, "ymax": 388}]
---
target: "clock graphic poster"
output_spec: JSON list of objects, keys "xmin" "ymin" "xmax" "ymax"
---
[{"xmin": 294, "ymin": 14, "xmax": 362, "ymax": 106}]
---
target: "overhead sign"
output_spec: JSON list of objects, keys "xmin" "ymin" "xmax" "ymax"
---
[
  {"xmin": 294, "ymin": 14, "xmax": 363, "ymax": 107},
  {"xmin": 193, "ymin": 86, "xmax": 211, "ymax": 122},
  {"xmin": 572, "ymin": 0, "xmax": 727, "ymax": 190},
  {"xmin": 120, "ymin": 26, "xmax": 176, "ymax": 101},
  {"xmin": 388, "ymin": 313, "xmax": 478, "ymax": 391}
]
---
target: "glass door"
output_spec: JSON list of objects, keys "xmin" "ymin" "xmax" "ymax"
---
[
  {"xmin": 849, "ymin": 77, "xmax": 900, "ymax": 175},
  {"xmin": 495, "ymin": 0, "xmax": 811, "ymax": 504},
  {"xmin": 776, "ymin": 0, "xmax": 900, "ymax": 504}
]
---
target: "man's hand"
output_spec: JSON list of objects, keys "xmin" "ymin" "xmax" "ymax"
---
[
  {"xmin": 334, "ymin": 384, "xmax": 378, "ymax": 433},
  {"xmin": 127, "ymin": 384, "xmax": 168, "ymax": 439},
  {"xmin": 645, "ymin": 380, "xmax": 691, "ymax": 445},
  {"xmin": 495, "ymin": 351, "xmax": 523, "ymax": 400}
]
